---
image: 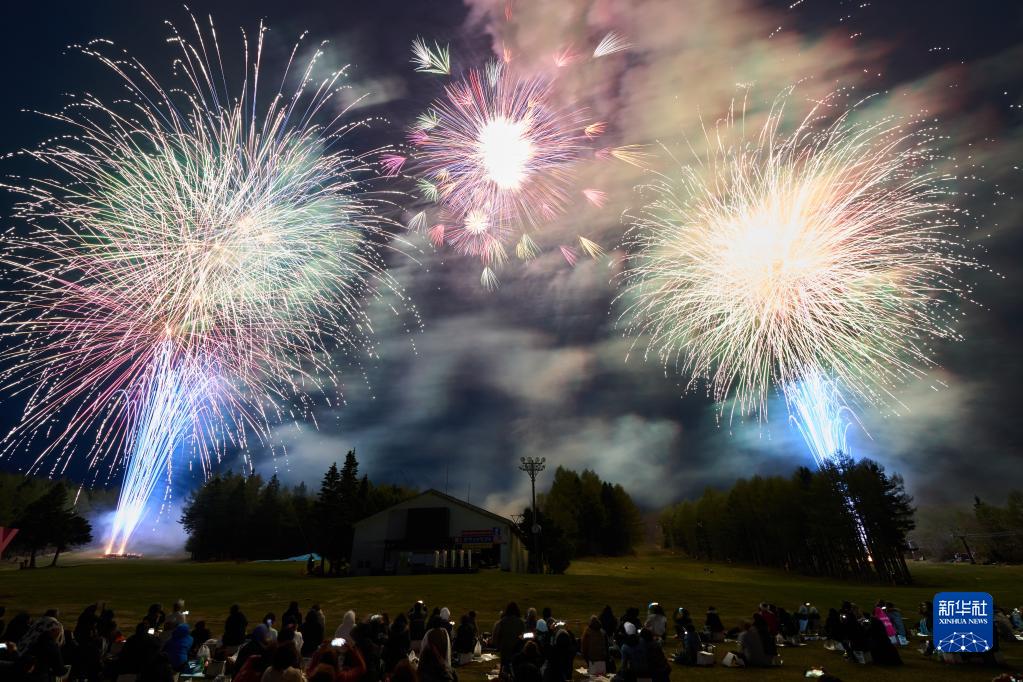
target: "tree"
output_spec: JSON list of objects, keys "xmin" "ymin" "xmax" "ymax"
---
[
  {"xmin": 315, "ymin": 462, "xmax": 345, "ymax": 574},
  {"xmin": 13, "ymin": 481, "xmax": 93, "ymax": 567}
]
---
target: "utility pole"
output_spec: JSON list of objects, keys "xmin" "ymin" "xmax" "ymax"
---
[
  {"xmin": 952, "ymin": 529, "xmax": 976, "ymax": 564},
  {"xmin": 519, "ymin": 457, "xmax": 546, "ymax": 573}
]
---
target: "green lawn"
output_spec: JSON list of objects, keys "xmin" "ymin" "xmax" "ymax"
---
[{"xmin": 3, "ymin": 551, "xmax": 1022, "ymax": 680}]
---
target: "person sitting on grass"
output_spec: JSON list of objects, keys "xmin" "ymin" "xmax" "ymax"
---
[
  {"xmin": 190, "ymin": 621, "xmax": 212, "ymax": 658},
  {"xmin": 511, "ymin": 639, "xmax": 543, "ymax": 682},
  {"xmin": 644, "ymin": 603, "xmax": 667, "ymax": 639},
  {"xmin": 165, "ymin": 600, "xmax": 188, "ymax": 629},
  {"xmin": 382, "ymin": 614, "xmax": 411, "ymax": 673},
  {"xmin": 672, "ymin": 609, "xmax": 700, "ymax": 666},
  {"xmin": 18, "ymin": 616, "xmax": 65, "ymax": 682},
  {"xmin": 224, "ymin": 605, "xmax": 249, "ymax": 647},
  {"xmin": 753, "ymin": 613, "xmax": 777, "ymax": 663},
  {"xmin": 335, "ymin": 611, "xmax": 357, "ymax": 642},
  {"xmin": 867, "ymin": 616, "xmax": 902, "ymax": 666},
  {"xmin": 236, "ymin": 625, "xmax": 274, "ymax": 672},
  {"xmin": 283, "ymin": 603, "xmax": 303, "ymax": 632},
  {"xmin": 580, "ymin": 616, "xmax": 608, "ymax": 673},
  {"xmin": 735, "ymin": 620, "xmax": 771, "ymax": 667},
  {"xmin": 302, "ymin": 606, "xmax": 326, "ymax": 657},
  {"xmin": 491, "ymin": 602, "xmax": 524, "ymax": 673},
  {"xmin": 162, "ymin": 623, "xmax": 193, "ymax": 672},
  {"xmin": 262, "ymin": 640, "xmax": 306, "ymax": 682},
  {"xmin": 543, "ymin": 625, "xmax": 576, "ymax": 682},
  {"xmin": 453, "ymin": 614, "xmax": 476, "ymax": 662},
  {"xmin": 144, "ymin": 604, "xmax": 166, "ymax": 633},
  {"xmin": 704, "ymin": 606, "xmax": 725, "ymax": 643},
  {"xmin": 418, "ymin": 639, "xmax": 457, "ymax": 682}
]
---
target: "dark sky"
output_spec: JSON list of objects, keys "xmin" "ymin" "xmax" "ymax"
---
[{"xmin": 0, "ymin": 0, "xmax": 1020, "ymax": 523}]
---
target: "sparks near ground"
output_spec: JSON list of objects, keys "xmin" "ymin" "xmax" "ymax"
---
[
  {"xmin": 401, "ymin": 34, "xmax": 629, "ymax": 288},
  {"xmin": 0, "ymin": 15, "xmax": 405, "ymax": 552}
]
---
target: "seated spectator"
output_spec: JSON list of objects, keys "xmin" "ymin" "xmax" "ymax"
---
[
  {"xmin": 995, "ymin": 608, "xmax": 1015, "ymax": 641},
  {"xmin": 264, "ymin": 613, "xmax": 279, "ymax": 641},
  {"xmin": 644, "ymin": 603, "xmax": 667, "ymax": 639},
  {"xmin": 301, "ymin": 607, "xmax": 326, "ymax": 657},
  {"xmin": 884, "ymin": 603, "xmax": 907, "ymax": 645},
  {"xmin": 599, "ymin": 606, "xmax": 617, "ymax": 645},
  {"xmin": 117, "ymin": 623, "xmax": 161, "ymax": 676},
  {"xmin": 279, "ymin": 622, "xmax": 305, "ymax": 656},
  {"xmin": 139, "ymin": 652, "xmax": 176, "ymax": 682},
  {"xmin": 163, "ymin": 623, "xmax": 193, "ymax": 672},
  {"xmin": 753, "ymin": 613, "xmax": 777, "ymax": 660},
  {"xmin": 237, "ymin": 625, "xmax": 274, "ymax": 672},
  {"xmin": 19, "ymin": 616, "xmax": 66, "ymax": 682},
  {"xmin": 735, "ymin": 621, "xmax": 771, "ymax": 667},
  {"xmin": 190, "ymin": 620, "xmax": 212, "ymax": 658},
  {"xmin": 580, "ymin": 616, "xmax": 607, "ymax": 672},
  {"xmin": 672, "ymin": 610, "xmax": 699, "ymax": 666},
  {"xmin": 618, "ymin": 622, "xmax": 646, "ymax": 678},
  {"xmin": 641, "ymin": 628, "xmax": 671, "ymax": 682},
  {"xmin": 234, "ymin": 643, "xmax": 274, "ymax": 682},
  {"xmin": 512, "ymin": 640, "xmax": 543, "ymax": 682},
  {"xmin": 524, "ymin": 608, "xmax": 538, "ymax": 634},
  {"xmin": 283, "ymin": 603, "xmax": 303, "ymax": 631},
  {"xmin": 704, "ymin": 606, "xmax": 725, "ymax": 642},
  {"xmin": 225, "ymin": 605, "xmax": 250, "ymax": 647},
  {"xmin": 409, "ymin": 602, "xmax": 428, "ymax": 651},
  {"xmin": 145, "ymin": 604, "xmax": 167, "ymax": 631},
  {"xmin": 382, "ymin": 614, "xmax": 411, "ymax": 673},
  {"xmin": 453, "ymin": 615, "xmax": 476, "ymax": 661},
  {"xmin": 418, "ymin": 641, "xmax": 457, "ymax": 682},
  {"xmin": 262, "ymin": 641, "xmax": 305, "ymax": 682},
  {"xmin": 335, "ymin": 611, "xmax": 357, "ymax": 641},
  {"xmin": 867, "ymin": 617, "xmax": 902, "ymax": 665},
  {"xmin": 166, "ymin": 600, "xmax": 188, "ymax": 629},
  {"xmin": 4, "ymin": 612, "xmax": 31, "ymax": 646},
  {"xmin": 491, "ymin": 602, "xmax": 524, "ymax": 672},
  {"xmin": 543, "ymin": 625, "xmax": 576, "ymax": 682}
]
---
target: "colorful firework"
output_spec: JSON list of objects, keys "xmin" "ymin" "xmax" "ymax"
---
[
  {"xmin": 401, "ymin": 34, "xmax": 629, "ymax": 287},
  {"xmin": 0, "ymin": 16, "xmax": 403, "ymax": 551},
  {"xmin": 620, "ymin": 92, "xmax": 975, "ymax": 420}
]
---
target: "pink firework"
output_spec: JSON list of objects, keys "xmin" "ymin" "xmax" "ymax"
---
[{"xmin": 410, "ymin": 67, "xmax": 590, "ymax": 263}]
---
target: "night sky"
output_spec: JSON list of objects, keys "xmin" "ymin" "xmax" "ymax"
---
[{"xmin": 0, "ymin": 1, "xmax": 1020, "ymax": 536}]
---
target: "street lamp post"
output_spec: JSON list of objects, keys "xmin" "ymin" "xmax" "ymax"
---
[{"xmin": 519, "ymin": 456, "xmax": 546, "ymax": 573}]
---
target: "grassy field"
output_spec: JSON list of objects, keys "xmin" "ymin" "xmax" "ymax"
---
[{"xmin": 3, "ymin": 551, "xmax": 1022, "ymax": 680}]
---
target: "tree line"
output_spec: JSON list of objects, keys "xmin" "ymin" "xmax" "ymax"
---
[
  {"xmin": 659, "ymin": 456, "xmax": 916, "ymax": 584},
  {"xmin": 519, "ymin": 466, "xmax": 645, "ymax": 573},
  {"xmin": 179, "ymin": 449, "xmax": 415, "ymax": 570},
  {"xmin": 968, "ymin": 492, "xmax": 1023, "ymax": 563},
  {"xmin": 0, "ymin": 472, "xmax": 95, "ymax": 567}
]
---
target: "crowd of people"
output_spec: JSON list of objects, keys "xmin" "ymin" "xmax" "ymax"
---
[{"xmin": 1, "ymin": 595, "xmax": 1021, "ymax": 681}]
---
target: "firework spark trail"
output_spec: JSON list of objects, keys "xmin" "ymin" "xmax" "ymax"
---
[
  {"xmin": 620, "ymin": 92, "xmax": 975, "ymax": 421},
  {"xmin": 786, "ymin": 370, "xmax": 855, "ymax": 468},
  {"xmin": 105, "ymin": 343, "xmax": 210, "ymax": 554},
  {"xmin": 404, "ymin": 33, "xmax": 631, "ymax": 287},
  {"xmin": 0, "ymin": 15, "xmax": 406, "ymax": 551}
]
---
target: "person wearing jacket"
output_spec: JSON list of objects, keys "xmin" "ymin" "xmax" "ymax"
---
[
  {"xmin": 490, "ymin": 603, "xmax": 524, "ymax": 672},
  {"xmin": 579, "ymin": 617, "xmax": 607, "ymax": 670},
  {"xmin": 162, "ymin": 623, "xmax": 193, "ymax": 672},
  {"xmin": 224, "ymin": 605, "xmax": 249, "ymax": 647}
]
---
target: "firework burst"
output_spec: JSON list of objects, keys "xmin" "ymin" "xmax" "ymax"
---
[
  {"xmin": 620, "ymin": 92, "xmax": 975, "ymax": 419},
  {"xmin": 0, "ymin": 15, "xmax": 405, "ymax": 550},
  {"xmin": 403, "ymin": 34, "xmax": 630, "ymax": 287}
]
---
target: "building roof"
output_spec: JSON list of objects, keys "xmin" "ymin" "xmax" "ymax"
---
[{"xmin": 354, "ymin": 488, "xmax": 524, "ymax": 538}]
